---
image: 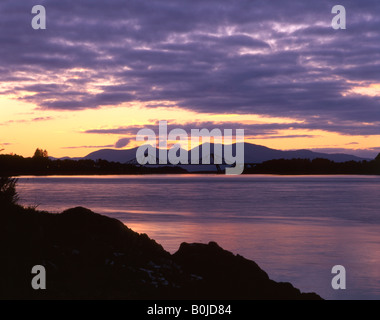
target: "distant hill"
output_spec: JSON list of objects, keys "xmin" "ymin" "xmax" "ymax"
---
[
  {"xmin": 84, "ymin": 148, "xmax": 139, "ymax": 163},
  {"xmin": 2, "ymin": 144, "xmax": 377, "ymax": 176},
  {"xmin": 81, "ymin": 143, "xmax": 368, "ymax": 167},
  {"xmin": 242, "ymin": 143, "xmax": 368, "ymax": 163}
]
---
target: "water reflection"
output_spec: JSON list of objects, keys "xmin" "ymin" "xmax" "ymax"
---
[
  {"xmin": 126, "ymin": 219, "xmax": 380, "ymax": 300},
  {"xmin": 17, "ymin": 174, "xmax": 380, "ymax": 300}
]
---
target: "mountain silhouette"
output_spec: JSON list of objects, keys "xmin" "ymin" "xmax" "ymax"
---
[
  {"xmin": 84, "ymin": 148, "xmax": 139, "ymax": 163},
  {"xmin": 82, "ymin": 143, "xmax": 368, "ymax": 166}
]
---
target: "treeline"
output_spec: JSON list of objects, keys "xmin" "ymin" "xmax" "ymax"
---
[
  {"xmin": 244, "ymin": 156, "xmax": 380, "ymax": 175},
  {"xmin": 0, "ymin": 154, "xmax": 187, "ymax": 176},
  {"xmin": 1, "ymin": 152, "xmax": 380, "ymax": 176}
]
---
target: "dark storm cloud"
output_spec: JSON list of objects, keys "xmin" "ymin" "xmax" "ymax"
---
[{"xmin": 1, "ymin": 0, "xmax": 380, "ymax": 135}]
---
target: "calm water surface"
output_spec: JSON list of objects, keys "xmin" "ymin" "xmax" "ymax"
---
[{"xmin": 17, "ymin": 174, "xmax": 380, "ymax": 300}]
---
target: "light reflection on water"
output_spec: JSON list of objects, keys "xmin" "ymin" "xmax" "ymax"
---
[{"xmin": 17, "ymin": 174, "xmax": 380, "ymax": 300}]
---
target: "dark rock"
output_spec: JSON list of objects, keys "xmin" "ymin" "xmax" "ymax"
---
[
  {"xmin": 0, "ymin": 205, "xmax": 322, "ymax": 300},
  {"xmin": 173, "ymin": 241, "xmax": 321, "ymax": 300}
]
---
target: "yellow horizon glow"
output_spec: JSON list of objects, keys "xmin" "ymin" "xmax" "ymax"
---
[{"xmin": 0, "ymin": 95, "xmax": 379, "ymax": 158}]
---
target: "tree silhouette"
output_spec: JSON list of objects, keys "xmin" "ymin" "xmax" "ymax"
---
[
  {"xmin": 375, "ymin": 153, "xmax": 380, "ymax": 162},
  {"xmin": 33, "ymin": 148, "xmax": 48, "ymax": 158},
  {"xmin": 0, "ymin": 176, "xmax": 19, "ymax": 206}
]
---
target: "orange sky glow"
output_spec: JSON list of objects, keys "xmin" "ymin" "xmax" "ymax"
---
[{"xmin": 1, "ymin": 91, "xmax": 379, "ymax": 159}]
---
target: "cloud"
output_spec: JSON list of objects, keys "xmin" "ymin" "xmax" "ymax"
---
[
  {"xmin": 114, "ymin": 138, "xmax": 131, "ymax": 148},
  {"xmin": 84, "ymin": 118, "xmax": 380, "ymax": 137},
  {"xmin": 1, "ymin": 0, "xmax": 380, "ymax": 136},
  {"xmin": 0, "ymin": 117, "xmax": 53, "ymax": 125},
  {"xmin": 32, "ymin": 117, "xmax": 53, "ymax": 122},
  {"xmin": 256, "ymin": 134, "xmax": 319, "ymax": 139},
  {"xmin": 61, "ymin": 145, "xmax": 114, "ymax": 149},
  {"xmin": 0, "ymin": 142, "xmax": 12, "ymax": 153}
]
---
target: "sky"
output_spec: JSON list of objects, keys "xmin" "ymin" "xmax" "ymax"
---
[{"xmin": 0, "ymin": 0, "xmax": 380, "ymax": 158}]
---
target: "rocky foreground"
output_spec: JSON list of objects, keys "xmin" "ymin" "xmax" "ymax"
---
[{"xmin": 0, "ymin": 205, "xmax": 322, "ymax": 300}]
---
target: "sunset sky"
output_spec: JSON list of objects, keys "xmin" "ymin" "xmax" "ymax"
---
[{"xmin": 1, "ymin": 0, "xmax": 380, "ymax": 158}]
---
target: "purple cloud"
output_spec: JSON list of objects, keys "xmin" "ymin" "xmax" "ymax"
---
[
  {"xmin": 114, "ymin": 138, "xmax": 131, "ymax": 149},
  {"xmin": 84, "ymin": 118, "xmax": 380, "ymax": 137},
  {"xmin": 1, "ymin": 0, "xmax": 380, "ymax": 136},
  {"xmin": 61, "ymin": 145, "xmax": 114, "ymax": 149}
]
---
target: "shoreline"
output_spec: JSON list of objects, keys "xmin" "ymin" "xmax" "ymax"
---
[{"xmin": 12, "ymin": 172, "xmax": 380, "ymax": 177}]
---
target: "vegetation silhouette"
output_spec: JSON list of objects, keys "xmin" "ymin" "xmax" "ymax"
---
[
  {"xmin": 0, "ymin": 177, "xmax": 19, "ymax": 207},
  {"xmin": 0, "ymin": 149, "xmax": 379, "ymax": 176},
  {"xmin": 33, "ymin": 148, "xmax": 49, "ymax": 159},
  {"xmin": 0, "ymin": 179, "xmax": 321, "ymax": 300},
  {"xmin": 244, "ymin": 156, "xmax": 380, "ymax": 175},
  {"xmin": 0, "ymin": 149, "xmax": 187, "ymax": 176}
]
